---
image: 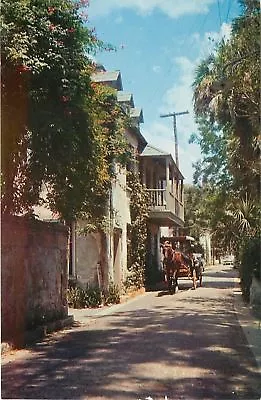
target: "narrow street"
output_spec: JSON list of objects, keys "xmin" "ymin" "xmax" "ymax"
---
[{"xmin": 2, "ymin": 265, "xmax": 261, "ymax": 400}]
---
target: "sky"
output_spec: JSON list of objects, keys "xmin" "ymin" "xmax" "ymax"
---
[{"xmin": 86, "ymin": 0, "xmax": 242, "ymax": 183}]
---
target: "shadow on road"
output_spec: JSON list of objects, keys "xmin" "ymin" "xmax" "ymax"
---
[
  {"xmin": 205, "ymin": 267, "xmax": 238, "ymax": 279},
  {"xmin": 157, "ymin": 284, "xmax": 191, "ymax": 297},
  {"xmin": 2, "ymin": 267, "xmax": 260, "ymax": 400}
]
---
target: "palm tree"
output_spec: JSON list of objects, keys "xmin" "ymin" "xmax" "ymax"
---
[{"xmin": 192, "ymin": 1, "xmax": 260, "ymax": 200}]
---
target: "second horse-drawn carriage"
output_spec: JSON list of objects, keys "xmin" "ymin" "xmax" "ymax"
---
[{"xmin": 161, "ymin": 236, "xmax": 203, "ymax": 294}]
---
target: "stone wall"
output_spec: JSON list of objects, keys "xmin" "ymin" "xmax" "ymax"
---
[{"xmin": 1, "ymin": 215, "xmax": 69, "ymax": 348}]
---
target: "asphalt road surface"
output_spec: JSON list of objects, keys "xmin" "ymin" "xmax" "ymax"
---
[{"xmin": 2, "ymin": 265, "xmax": 261, "ymax": 400}]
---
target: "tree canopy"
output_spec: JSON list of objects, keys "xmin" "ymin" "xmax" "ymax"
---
[
  {"xmin": 192, "ymin": 0, "xmax": 260, "ymax": 199},
  {"xmin": 1, "ymin": 0, "xmax": 130, "ymax": 221},
  {"xmin": 188, "ymin": 0, "xmax": 260, "ymax": 290}
]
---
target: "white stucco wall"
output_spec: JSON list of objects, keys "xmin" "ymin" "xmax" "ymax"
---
[
  {"xmin": 109, "ymin": 127, "xmax": 140, "ymax": 286},
  {"xmin": 75, "ymin": 232, "xmax": 100, "ymax": 287},
  {"xmin": 111, "ymin": 165, "xmax": 131, "ymax": 285},
  {"xmin": 34, "ymin": 129, "xmax": 140, "ymax": 291}
]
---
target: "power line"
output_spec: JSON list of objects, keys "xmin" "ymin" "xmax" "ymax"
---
[
  {"xmin": 226, "ymin": 0, "xmax": 234, "ymax": 22},
  {"xmin": 160, "ymin": 111, "xmax": 189, "ymax": 169},
  {"xmin": 217, "ymin": 0, "xmax": 222, "ymax": 27}
]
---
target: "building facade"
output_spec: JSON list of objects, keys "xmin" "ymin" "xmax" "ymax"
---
[{"xmin": 34, "ymin": 66, "xmax": 185, "ymax": 292}]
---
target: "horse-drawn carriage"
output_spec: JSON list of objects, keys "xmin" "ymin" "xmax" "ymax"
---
[{"xmin": 161, "ymin": 236, "xmax": 203, "ymax": 294}]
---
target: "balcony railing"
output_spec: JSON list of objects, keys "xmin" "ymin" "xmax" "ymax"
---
[
  {"xmin": 175, "ymin": 197, "xmax": 184, "ymax": 221},
  {"xmin": 146, "ymin": 188, "xmax": 184, "ymax": 220},
  {"xmin": 147, "ymin": 189, "xmax": 166, "ymax": 209}
]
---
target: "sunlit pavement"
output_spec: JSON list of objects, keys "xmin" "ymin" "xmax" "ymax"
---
[{"xmin": 2, "ymin": 265, "xmax": 261, "ymax": 400}]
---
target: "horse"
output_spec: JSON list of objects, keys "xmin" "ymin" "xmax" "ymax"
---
[
  {"xmin": 162, "ymin": 242, "xmax": 180, "ymax": 294},
  {"xmin": 162, "ymin": 242, "xmax": 198, "ymax": 292}
]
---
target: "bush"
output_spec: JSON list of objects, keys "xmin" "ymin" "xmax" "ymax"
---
[
  {"xmin": 67, "ymin": 280, "xmax": 121, "ymax": 308},
  {"xmin": 67, "ymin": 286, "xmax": 88, "ymax": 309},
  {"xmin": 124, "ymin": 262, "xmax": 144, "ymax": 290},
  {"xmin": 103, "ymin": 282, "xmax": 121, "ymax": 305},
  {"xmin": 239, "ymin": 235, "xmax": 260, "ymax": 302},
  {"xmin": 85, "ymin": 285, "xmax": 102, "ymax": 308}
]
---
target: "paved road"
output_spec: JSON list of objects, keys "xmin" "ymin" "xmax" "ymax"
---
[{"xmin": 2, "ymin": 265, "xmax": 261, "ymax": 400}]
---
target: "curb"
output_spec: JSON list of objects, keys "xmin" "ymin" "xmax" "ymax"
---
[
  {"xmin": 233, "ymin": 291, "xmax": 261, "ymax": 372},
  {"xmin": 69, "ymin": 290, "xmax": 150, "ymax": 323},
  {"xmin": 233, "ymin": 274, "xmax": 261, "ymax": 374},
  {"xmin": 1, "ymin": 315, "xmax": 74, "ymax": 355}
]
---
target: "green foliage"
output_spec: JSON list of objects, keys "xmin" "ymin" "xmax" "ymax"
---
[
  {"xmin": 184, "ymin": 183, "xmax": 231, "ymax": 259},
  {"xmin": 103, "ymin": 282, "xmax": 121, "ymax": 305},
  {"xmin": 191, "ymin": 1, "xmax": 260, "ymax": 275},
  {"xmin": 192, "ymin": 0, "xmax": 260, "ymax": 200},
  {"xmin": 67, "ymin": 280, "xmax": 120, "ymax": 308},
  {"xmin": 67, "ymin": 286, "xmax": 88, "ymax": 309},
  {"xmin": 184, "ymin": 178, "xmax": 261, "ymax": 274},
  {"xmin": 124, "ymin": 262, "xmax": 144, "ymax": 290},
  {"xmin": 239, "ymin": 235, "xmax": 261, "ymax": 302},
  {"xmin": 1, "ymin": 0, "xmax": 96, "ymax": 215},
  {"xmin": 189, "ymin": 117, "xmax": 232, "ymax": 188},
  {"xmin": 91, "ymin": 83, "xmax": 131, "ymax": 171},
  {"xmin": 184, "ymin": 184, "xmax": 213, "ymax": 238},
  {"xmin": 1, "ymin": 0, "xmax": 128, "ymax": 223},
  {"xmin": 84, "ymin": 285, "xmax": 103, "ymax": 307},
  {"xmin": 126, "ymin": 171, "xmax": 150, "ymax": 289}
]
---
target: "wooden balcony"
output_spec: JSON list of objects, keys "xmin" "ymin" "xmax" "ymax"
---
[
  {"xmin": 146, "ymin": 188, "xmax": 184, "ymax": 227},
  {"xmin": 140, "ymin": 144, "xmax": 185, "ymax": 228}
]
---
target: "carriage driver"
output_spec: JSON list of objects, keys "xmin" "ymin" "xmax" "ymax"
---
[
  {"xmin": 163, "ymin": 240, "xmax": 171, "ymax": 248},
  {"xmin": 161, "ymin": 240, "xmax": 173, "ymax": 255},
  {"xmin": 162, "ymin": 241, "xmax": 172, "ymax": 260},
  {"xmin": 188, "ymin": 252, "xmax": 203, "ymax": 288},
  {"xmin": 187, "ymin": 251, "xmax": 197, "ymax": 289}
]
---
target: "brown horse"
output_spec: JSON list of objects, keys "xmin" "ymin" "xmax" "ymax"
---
[
  {"xmin": 162, "ymin": 242, "xmax": 180, "ymax": 293},
  {"xmin": 162, "ymin": 242, "xmax": 194, "ymax": 292}
]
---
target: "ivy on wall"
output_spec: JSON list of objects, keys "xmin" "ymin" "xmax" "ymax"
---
[
  {"xmin": 126, "ymin": 171, "xmax": 150, "ymax": 289},
  {"xmin": 1, "ymin": 0, "xmax": 130, "ymax": 224}
]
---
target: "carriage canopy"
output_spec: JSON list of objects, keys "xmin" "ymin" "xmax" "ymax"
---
[{"xmin": 161, "ymin": 236, "xmax": 195, "ymax": 256}]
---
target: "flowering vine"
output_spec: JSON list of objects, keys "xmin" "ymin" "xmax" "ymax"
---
[{"xmin": 1, "ymin": 0, "xmax": 118, "ymax": 220}]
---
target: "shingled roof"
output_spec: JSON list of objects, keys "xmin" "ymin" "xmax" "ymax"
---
[
  {"xmin": 117, "ymin": 92, "xmax": 135, "ymax": 107},
  {"xmin": 130, "ymin": 107, "xmax": 144, "ymax": 123},
  {"xmin": 140, "ymin": 144, "xmax": 184, "ymax": 179},
  {"xmin": 141, "ymin": 144, "xmax": 169, "ymax": 157},
  {"xmin": 91, "ymin": 70, "xmax": 123, "ymax": 91}
]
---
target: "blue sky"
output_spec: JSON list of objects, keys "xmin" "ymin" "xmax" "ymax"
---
[{"xmin": 87, "ymin": 0, "xmax": 241, "ymax": 183}]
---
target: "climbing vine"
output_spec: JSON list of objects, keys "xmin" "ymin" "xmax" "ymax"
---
[
  {"xmin": 1, "ymin": 0, "xmax": 127, "ymax": 223},
  {"xmin": 74, "ymin": 76, "xmax": 132, "ymax": 227},
  {"xmin": 126, "ymin": 171, "xmax": 150, "ymax": 289}
]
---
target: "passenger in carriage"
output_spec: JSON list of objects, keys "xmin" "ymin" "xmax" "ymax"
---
[
  {"xmin": 188, "ymin": 251, "xmax": 198, "ymax": 290},
  {"xmin": 190, "ymin": 253, "xmax": 203, "ymax": 288}
]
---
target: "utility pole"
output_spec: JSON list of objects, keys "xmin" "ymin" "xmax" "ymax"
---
[{"xmin": 160, "ymin": 110, "xmax": 189, "ymax": 169}]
